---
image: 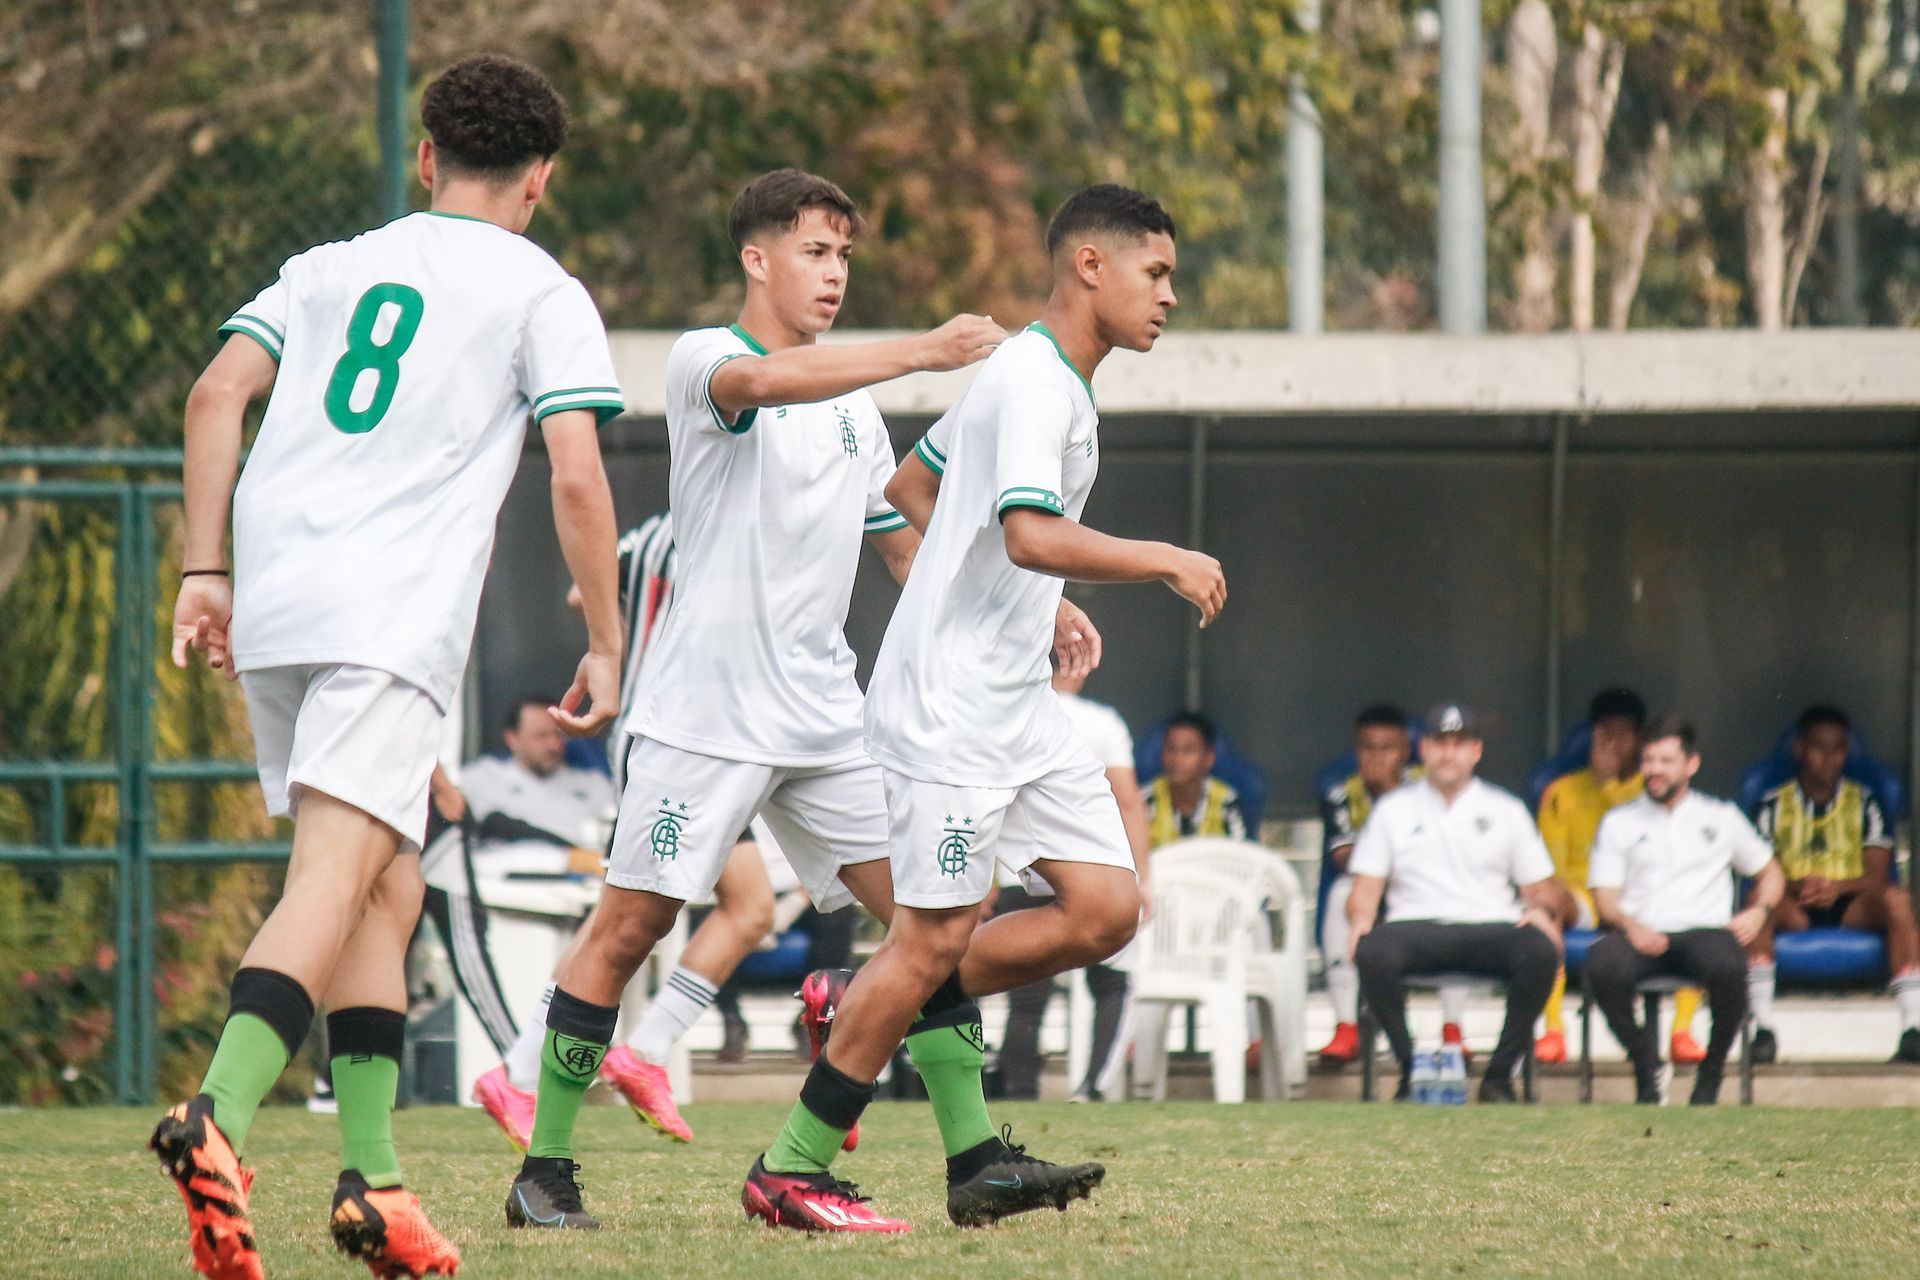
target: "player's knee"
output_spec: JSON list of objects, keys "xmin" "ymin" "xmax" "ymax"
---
[
  {"xmin": 720, "ymin": 892, "xmax": 776, "ymax": 943},
  {"xmin": 1354, "ymin": 930, "xmax": 1397, "ymax": 979},
  {"xmin": 369, "ymin": 858, "xmax": 425, "ymax": 924},
  {"xmin": 1081, "ymin": 885, "xmax": 1139, "ymax": 961},
  {"xmin": 589, "ymin": 903, "xmax": 670, "ymax": 971},
  {"xmin": 1514, "ymin": 922, "xmax": 1559, "ymax": 969}
]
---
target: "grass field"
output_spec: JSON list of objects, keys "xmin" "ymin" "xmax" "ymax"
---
[{"xmin": 4, "ymin": 1100, "xmax": 1918, "ymax": 1278}]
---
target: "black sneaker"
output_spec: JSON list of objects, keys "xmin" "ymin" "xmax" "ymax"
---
[
  {"xmin": 1476, "ymin": 1074, "xmax": 1519, "ymax": 1105},
  {"xmin": 1895, "ymin": 1028, "xmax": 1920, "ymax": 1064},
  {"xmin": 1392, "ymin": 1075, "xmax": 1412, "ymax": 1102},
  {"xmin": 1750, "ymin": 1027, "xmax": 1778, "ymax": 1064},
  {"xmin": 505, "ymin": 1156, "xmax": 599, "ymax": 1230},
  {"xmin": 946, "ymin": 1126, "xmax": 1105, "ymax": 1228},
  {"xmin": 1688, "ymin": 1069, "xmax": 1723, "ymax": 1106},
  {"xmin": 1633, "ymin": 1066, "xmax": 1663, "ymax": 1105}
]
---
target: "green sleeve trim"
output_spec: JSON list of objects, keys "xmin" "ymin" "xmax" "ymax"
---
[
  {"xmin": 535, "ymin": 398, "xmax": 624, "ymax": 426},
  {"xmin": 913, "ymin": 436, "xmax": 946, "ymax": 475},
  {"xmin": 996, "ymin": 486, "xmax": 1065, "ymax": 518},
  {"xmin": 864, "ymin": 512, "xmax": 909, "ymax": 533},
  {"xmin": 220, "ymin": 317, "xmax": 283, "ymax": 360},
  {"xmin": 703, "ymin": 352, "xmax": 756, "ymax": 435},
  {"xmin": 534, "ymin": 385, "xmax": 622, "ymax": 412}
]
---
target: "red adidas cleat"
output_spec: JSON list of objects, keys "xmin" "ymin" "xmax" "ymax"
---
[
  {"xmin": 330, "ymin": 1170, "xmax": 461, "ymax": 1278},
  {"xmin": 149, "ymin": 1094, "xmax": 263, "ymax": 1280},
  {"xmin": 471, "ymin": 1065, "xmax": 535, "ymax": 1152},
  {"xmin": 599, "ymin": 1044, "xmax": 693, "ymax": 1142},
  {"xmin": 797, "ymin": 968, "xmax": 859, "ymax": 1153},
  {"xmin": 1534, "ymin": 1029, "xmax": 1568, "ymax": 1065},
  {"xmin": 1317, "ymin": 1021, "xmax": 1359, "ymax": 1065},
  {"xmin": 742, "ymin": 1157, "xmax": 911, "ymax": 1233},
  {"xmin": 1670, "ymin": 1029, "xmax": 1706, "ymax": 1065}
]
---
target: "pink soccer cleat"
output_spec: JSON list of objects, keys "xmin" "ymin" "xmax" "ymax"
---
[
  {"xmin": 742, "ymin": 1157, "xmax": 911, "ymax": 1233},
  {"xmin": 471, "ymin": 1065, "xmax": 536, "ymax": 1152},
  {"xmin": 599, "ymin": 1044, "xmax": 693, "ymax": 1143}
]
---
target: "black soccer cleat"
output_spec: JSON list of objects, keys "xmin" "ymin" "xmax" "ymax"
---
[
  {"xmin": 1750, "ymin": 1027, "xmax": 1778, "ymax": 1064},
  {"xmin": 1476, "ymin": 1074, "xmax": 1519, "ymax": 1105},
  {"xmin": 1895, "ymin": 1028, "xmax": 1920, "ymax": 1064},
  {"xmin": 504, "ymin": 1156, "xmax": 600, "ymax": 1231},
  {"xmin": 946, "ymin": 1126, "xmax": 1105, "ymax": 1228},
  {"xmin": 1688, "ymin": 1068, "xmax": 1723, "ymax": 1107}
]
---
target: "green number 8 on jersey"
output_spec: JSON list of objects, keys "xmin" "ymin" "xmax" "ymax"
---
[{"xmin": 324, "ymin": 282, "xmax": 425, "ymax": 434}]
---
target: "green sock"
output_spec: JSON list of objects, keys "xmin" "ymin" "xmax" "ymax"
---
[
  {"xmin": 331, "ymin": 1052, "xmax": 402, "ymax": 1188},
  {"xmin": 763, "ymin": 1097, "xmax": 852, "ymax": 1175},
  {"xmin": 200, "ymin": 1012, "xmax": 291, "ymax": 1153},
  {"xmin": 528, "ymin": 1028, "xmax": 608, "ymax": 1159},
  {"xmin": 905, "ymin": 1018, "xmax": 997, "ymax": 1158}
]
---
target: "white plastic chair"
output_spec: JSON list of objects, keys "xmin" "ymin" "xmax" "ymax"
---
[
  {"xmin": 1151, "ymin": 839, "xmax": 1311, "ymax": 1097},
  {"xmin": 1130, "ymin": 863, "xmax": 1281, "ymax": 1103}
]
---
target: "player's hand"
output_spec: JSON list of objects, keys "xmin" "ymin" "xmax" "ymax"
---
[
  {"xmin": 1798, "ymin": 875, "xmax": 1837, "ymax": 908},
  {"xmin": 1518, "ymin": 905, "xmax": 1563, "ymax": 951},
  {"xmin": 1053, "ymin": 599, "xmax": 1102, "ymax": 679},
  {"xmin": 429, "ymin": 767, "xmax": 467, "ymax": 824},
  {"xmin": 1162, "ymin": 548, "xmax": 1226, "ymax": 628},
  {"xmin": 170, "ymin": 575, "xmax": 238, "ymax": 681},
  {"xmin": 1625, "ymin": 922, "xmax": 1669, "ymax": 956},
  {"xmin": 917, "ymin": 314, "xmax": 1007, "ymax": 372},
  {"xmin": 1728, "ymin": 905, "xmax": 1768, "ymax": 947},
  {"xmin": 551, "ymin": 649, "xmax": 620, "ymax": 737}
]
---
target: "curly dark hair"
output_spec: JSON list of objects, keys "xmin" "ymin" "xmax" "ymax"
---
[
  {"xmin": 1045, "ymin": 184, "xmax": 1176, "ymax": 258},
  {"xmin": 420, "ymin": 55, "xmax": 568, "ymax": 179}
]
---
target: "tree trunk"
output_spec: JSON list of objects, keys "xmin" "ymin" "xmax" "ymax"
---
[
  {"xmin": 1506, "ymin": 0, "xmax": 1557, "ymax": 331},
  {"xmin": 1608, "ymin": 122, "xmax": 1670, "ymax": 331},
  {"xmin": 1569, "ymin": 24, "xmax": 1624, "ymax": 332},
  {"xmin": 1744, "ymin": 87, "xmax": 1789, "ymax": 330},
  {"xmin": 1829, "ymin": 0, "xmax": 1869, "ymax": 324},
  {"xmin": 1784, "ymin": 136, "xmax": 1830, "ymax": 325}
]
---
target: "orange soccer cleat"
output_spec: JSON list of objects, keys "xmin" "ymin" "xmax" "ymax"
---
[
  {"xmin": 330, "ymin": 1170, "xmax": 461, "ymax": 1278},
  {"xmin": 149, "ymin": 1094, "xmax": 263, "ymax": 1280},
  {"xmin": 1534, "ymin": 1029, "xmax": 1568, "ymax": 1065},
  {"xmin": 1669, "ymin": 1029, "xmax": 1706, "ymax": 1065},
  {"xmin": 1318, "ymin": 1021, "xmax": 1360, "ymax": 1066}
]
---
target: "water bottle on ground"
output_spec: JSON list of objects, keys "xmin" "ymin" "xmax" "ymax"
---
[
  {"xmin": 1438, "ymin": 1041, "xmax": 1467, "ymax": 1106},
  {"xmin": 1410, "ymin": 1047, "xmax": 1438, "ymax": 1104}
]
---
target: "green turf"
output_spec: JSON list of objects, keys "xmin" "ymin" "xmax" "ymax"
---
[{"xmin": 3, "ymin": 1100, "xmax": 1917, "ymax": 1277}]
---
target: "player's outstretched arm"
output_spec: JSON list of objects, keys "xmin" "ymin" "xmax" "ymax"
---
[
  {"xmin": 1002, "ymin": 509, "xmax": 1226, "ymax": 628},
  {"xmin": 709, "ymin": 314, "xmax": 1005, "ymax": 414},
  {"xmin": 543, "ymin": 409, "xmax": 622, "ymax": 736},
  {"xmin": 171, "ymin": 335, "xmax": 278, "ymax": 676}
]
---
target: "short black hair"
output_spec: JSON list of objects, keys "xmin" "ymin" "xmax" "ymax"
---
[
  {"xmin": 1356, "ymin": 703, "xmax": 1408, "ymax": 731},
  {"xmin": 1045, "ymin": 184, "xmax": 1176, "ymax": 260},
  {"xmin": 502, "ymin": 696, "xmax": 551, "ymax": 732},
  {"xmin": 1587, "ymin": 686, "xmax": 1648, "ymax": 730},
  {"xmin": 1796, "ymin": 704, "xmax": 1851, "ymax": 738},
  {"xmin": 421, "ymin": 55, "xmax": 568, "ymax": 180},
  {"xmin": 1642, "ymin": 715, "xmax": 1698, "ymax": 756},
  {"xmin": 728, "ymin": 169, "xmax": 864, "ymax": 252},
  {"xmin": 1165, "ymin": 711, "xmax": 1217, "ymax": 749}
]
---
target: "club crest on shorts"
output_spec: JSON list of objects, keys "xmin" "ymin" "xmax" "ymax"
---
[
  {"xmin": 936, "ymin": 814, "xmax": 975, "ymax": 878},
  {"xmin": 651, "ymin": 797, "xmax": 689, "ymax": 861}
]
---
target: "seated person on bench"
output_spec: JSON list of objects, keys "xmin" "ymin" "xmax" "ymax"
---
[
  {"xmin": 1348, "ymin": 703, "xmax": 1568, "ymax": 1103},
  {"xmin": 1747, "ymin": 704, "xmax": 1920, "ymax": 1064}
]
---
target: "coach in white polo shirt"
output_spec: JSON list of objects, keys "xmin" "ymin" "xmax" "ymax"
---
[
  {"xmin": 1587, "ymin": 716, "xmax": 1783, "ymax": 1106},
  {"xmin": 1348, "ymin": 703, "xmax": 1567, "ymax": 1102}
]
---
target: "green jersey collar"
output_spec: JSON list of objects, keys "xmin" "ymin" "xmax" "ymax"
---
[
  {"xmin": 729, "ymin": 322, "xmax": 770, "ymax": 356},
  {"xmin": 1026, "ymin": 322, "xmax": 1095, "ymax": 406}
]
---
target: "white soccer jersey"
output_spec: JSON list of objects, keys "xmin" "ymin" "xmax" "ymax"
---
[
  {"xmin": 222, "ymin": 211, "xmax": 623, "ymax": 710},
  {"xmin": 627, "ymin": 324, "xmax": 906, "ymax": 767},
  {"xmin": 1348, "ymin": 778, "xmax": 1555, "ymax": 924},
  {"xmin": 1589, "ymin": 791, "xmax": 1774, "ymax": 932},
  {"xmin": 864, "ymin": 323, "xmax": 1100, "ymax": 788}
]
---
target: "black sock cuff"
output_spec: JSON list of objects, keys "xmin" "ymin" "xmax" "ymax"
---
[
  {"xmin": 546, "ymin": 985, "xmax": 619, "ymax": 1044},
  {"xmin": 230, "ymin": 966, "xmax": 315, "ymax": 1059},
  {"xmin": 918, "ymin": 968, "xmax": 970, "ymax": 1021},
  {"xmin": 913, "ymin": 999, "xmax": 982, "ymax": 1035},
  {"xmin": 800, "ymin": 1056, "xmax": 877, "ymax": 1131},
  {"xmin": 326, "ymin": 1007, "xmax": 406, "ymax": 1063}
]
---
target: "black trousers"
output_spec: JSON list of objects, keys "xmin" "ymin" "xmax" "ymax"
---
[
  {"xmin": 422, "ymin": 885, "xmax": 518, "ymax": 1056},
  {"xmin": 1355, "ymin": 920, "xmax": 1559, "ymax": 1079},
  {"xmin": 1586, "ymin": 928, "xmax": 1748, "ymax": 1076},
  {"xmin": 995, "ymin": 886, "xmax": 1131, "ymax": 1099}
]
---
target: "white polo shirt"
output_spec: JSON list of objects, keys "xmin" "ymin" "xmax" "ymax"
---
[
  {"xmin": 1349, "ymin": 778, "xmax": 1554, "ymax": 924},
  {"xmin": 460, "ymin": 755, "xmax": 616, "ymax": 850},
  {"xmin": 1588, "ymin": 791, "xmax": 1774, "ymax": 932}
]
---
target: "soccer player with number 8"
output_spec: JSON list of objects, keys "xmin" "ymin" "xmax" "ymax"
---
[{"xmin": 151, "ymin": 56, "xmax": 623, "ymax": 1280}]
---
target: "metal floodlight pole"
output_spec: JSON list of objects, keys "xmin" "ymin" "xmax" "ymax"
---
[
  {"xmin": 377, "ymin": 0, "xmax": 412, "ymax": 223},
  {"xmin": 1287, "ymin": 0, "xmax": 1325, "ymax": 335},
  {"xmin": 1438, "ymin": 0, "xmax": 1486, "ymax": 334}
]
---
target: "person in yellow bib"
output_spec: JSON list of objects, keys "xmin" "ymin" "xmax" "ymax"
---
[
  {"xmin": 1749, "ymin": 705, "xmax": 1920, "ymax": 1064},
  {"xmin": 1145, "ymin": 712, "xmax": 1248, "ymax": 846},
  {"xmin": 1534, "ymin": 689, "xmax": 1708, "ymax": 1065}
]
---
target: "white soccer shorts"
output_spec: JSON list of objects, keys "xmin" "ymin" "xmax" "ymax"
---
[
  {"xmin": 607, "ymin": 736, "xmax": 888, "ymax": 912},
  {"xmin": 241, "ymin": 663, "xmax": 442, "ymax": 852},
  {"xmin": 883, "ymin": 752, "xmax": 1135, "ymax": 910}
]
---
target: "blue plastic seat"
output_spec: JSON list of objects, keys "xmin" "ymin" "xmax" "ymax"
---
[{"xmin": 730, "ymin": 927, "xmax": 813, "ymax": 985}]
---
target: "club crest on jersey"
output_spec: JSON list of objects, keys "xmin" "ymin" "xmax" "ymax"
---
[
  {"xmin": 1474, "ymin": 816, "xmax": 1492, "ymax": 834},
  {"xmin": 651, "ymin": 798, "xmax": 689, "ymax": 861},
  {"xmin": 834, "ymin": 405, "xmax": 858, "ymax": 457},
  {"xmin": 936, "ymin": 815, "xmax": 976, "ymax": 878}
]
